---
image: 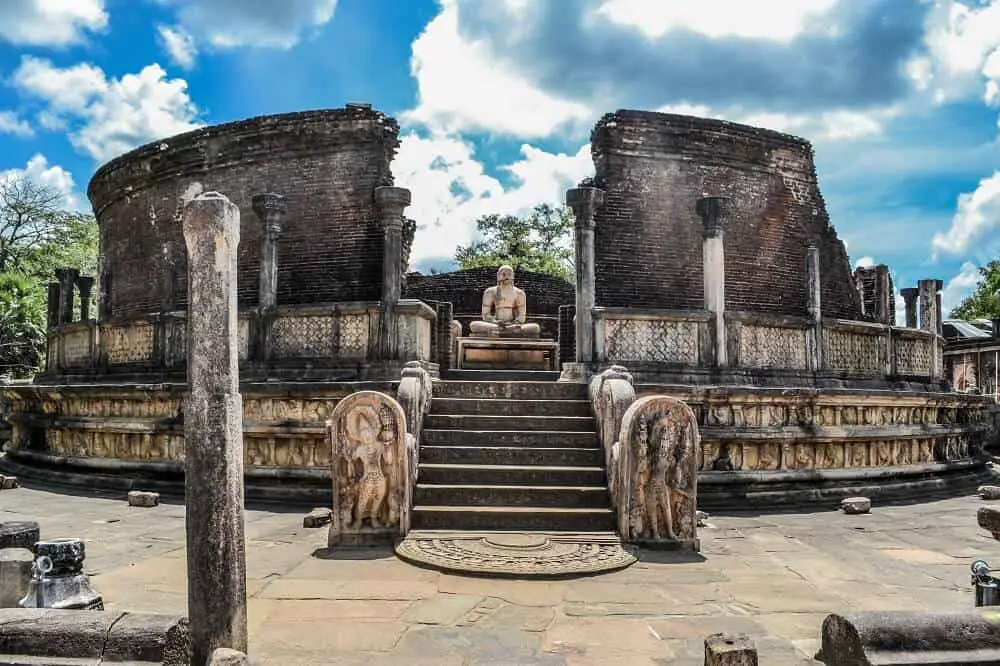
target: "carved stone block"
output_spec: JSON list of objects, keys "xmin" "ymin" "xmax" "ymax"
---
[
  {"xmin": 981, "ymin": 486, "xmax": 1000, "ymax": 500},
  {"xmin": 612, "ymin": 395, "xmax": 699, "ymax": 550},
  {"xmin": 704, "ymin": 633, "xmax": 758, "ymax": 665},
  {"xmin": 127, "ymin": 491, "xmax": 159, "ymax": 508},
  {"xmin": 841, "ymin": 497, "xmax": 871, "ymax": 514},
  {"xmin": 327, "ymin": 391, "xmax": 412, "ymax": 547},
  {"xmin": 0, "ymin": 476, "xmax": 18, "ymax": 490},
  {"xmin": 303, "ymin": 507, "xmax": 333, "ymax": 528}
]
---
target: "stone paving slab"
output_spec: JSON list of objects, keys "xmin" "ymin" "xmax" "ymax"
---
[{"xmin": 3, "ymin": 485, "xmax": 999, "ymax": 664}]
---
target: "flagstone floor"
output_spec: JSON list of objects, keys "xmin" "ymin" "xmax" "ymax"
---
[{"xmin": 2, "ymin": 483, "xmax": 993, "ymax": 665}]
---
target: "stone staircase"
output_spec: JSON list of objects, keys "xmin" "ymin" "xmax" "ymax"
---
[{"xmin": 411, "ymin": 369, "xmax": 615, "ymax": 532}]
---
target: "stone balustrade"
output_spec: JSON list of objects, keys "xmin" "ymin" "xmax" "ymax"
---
[{"xmin": 42, "ymin": 300, "xmax": 437, "ymax": 378}]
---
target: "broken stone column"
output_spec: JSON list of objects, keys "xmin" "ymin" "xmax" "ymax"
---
[
  {"xmin": 374, "ymin": 186, "xmax": 411, "ymax": 360},
  {"xmin": 76, "ymin": 276, "xmax": 94, "ymax": 322},
  {"xmin": 181, "ymin": 192, "xmax": 248, "ymax": 663},
  {"xmin": 704, "ymin": 633, "xmax": 758, "ymax": 665},
  {"xmin": 919, "ymin": 278, "xmax": 944, "ymax": 379},
  {"xmin": 45, "ymin": 283, "xmax": 60, "ymax": 330},
  {"xmin": 696, "ymin": 197, "xmax": 732, "ymax": 367},
  {"xmin": 55, "ymin": 268, "xmax": 79, "ymax": 325},
  {"xmin": 19, "ymin": 538, "xmax": 103, "ymax": 610},
  {"xmin": 806, "ymin": 244, "xmax": 823, "ymax": 371},
  {"xmin": 900, "ymin": 287, "xmax": 918, "ymax": 328},
  {"xmin": 251, "ymin": 193, "xmax": 286, "ymax": 311},
  {"xmin": 567, "ymin": 186, "xmax": 604, "ymax": 364}
]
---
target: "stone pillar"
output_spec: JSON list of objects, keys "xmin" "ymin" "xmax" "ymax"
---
[
  {"xmin": 900, "ymin": 287, "xmax": 918, "ymax": 328},
  {"xmin": 918, "ymin": 279, "xmax": 942, "ymax": 333},
  {"xmin": 181, "ymin": 192, "xmax": 247, "ymax": 664},
  {"xmin": 806, "ymin": 244, "xmax": 823, "ymax": 371},
  {"xmin": 374, "ymin": 187, "xmax": 411, "ymax": 360},
  {"xmin": 251, "ymin": 193, "xmax": 286, "ymax": 311},
  {"xmin": 45, "ymin": 283, "xmax": 60, "ymax": 330},
  {"xmin": 55, "ymin": 268, "xmax": 78, "ymax": 325},
  {"xmin": 567, "ymin": 187, "xmax": 604, "ymax": 364},
  {"xmin": 77, "ymin": 277, "xmax": 94, "ymax": 322},
  {"xmin": 696, "ymin": 197, "xmax": 732, "ymax": 367}
]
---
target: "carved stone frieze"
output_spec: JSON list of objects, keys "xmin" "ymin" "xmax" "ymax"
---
[
  {"xmin": 604, "ymin": 319, "xmax": 699, "ymax": 365},
  {"xmin": 102, "ymin": 322, "xmax": 155, "ymax": 365},
  {"xmin": 612, "ymin": 395, "xmax": 699, "ymax": 550},
  {"xmin": 326, "ymin": 391, "xmax": 412, "ymax": 546},
  {"xmin": 738, "ymin": 325, "xmax": 808, "ymax": 370},
  {"xmin": 823, "ymin": 329, "xmax": 886, "ymax": 376}
]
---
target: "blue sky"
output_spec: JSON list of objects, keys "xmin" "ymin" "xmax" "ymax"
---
[{"xmin": 0, "ymin": 0, "xmax": 998, "ymax": 321}]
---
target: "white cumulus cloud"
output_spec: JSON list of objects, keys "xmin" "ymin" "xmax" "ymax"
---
[
  {"xmin": 855, "ymin": 256, "xmax": 875, "ymax": 269},
  {"xmin": 402, "ymin": 0, "xmax": 592, "ymax": 138},
  {"xmin": 0, "ymin": 0, "xmax": 107, "ymax": 46},
  {"xmin": 157, "ymin": 25, "xmax": 198, "ymax": 69},
  {"xmin": 0, "ymin": 112, "xmax": 32, "ymax": 138},
  {"xmin": 13, "ymin": 57, "xmax": 203, "ymax": 164},
  {"xmin": 157, "ymin": 0, "xmax": 337, "ymax": 49},
  {"xmin": 941, "ymin": 260, "xmax": 983, "ymax": 314},
  {"xmin": 394, "ymin": 133, "xmax": 592, "ymax": 266},
  {"xmin": 0, "ymin": 154, "xmax": 78, "ymax": 209},
  {"xmin": 931, "ymin": 171, "xmax": 1000, "ymax": 257}
]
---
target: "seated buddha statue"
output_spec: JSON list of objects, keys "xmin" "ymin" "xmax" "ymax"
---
[{"xmin": 468, "ymin": 265, "xmax": 541, "ymax": 338}]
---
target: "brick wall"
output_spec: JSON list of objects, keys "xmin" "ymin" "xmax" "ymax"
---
[
  {"xmin": 88, "ymin": 106, "xmax": 399, "ymax": 318},
  {"xmin": 590, "ymin": 110, "xmax": 863, "ymax": 320}
]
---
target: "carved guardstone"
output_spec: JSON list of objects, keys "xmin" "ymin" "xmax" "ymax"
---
[
  {"xmin": 612, "ymin": 395, "xmax": 699, "ymax": 550},
  {"xmin": 327, "ymin": 390, "xmax": 414, "ymax": 546}
]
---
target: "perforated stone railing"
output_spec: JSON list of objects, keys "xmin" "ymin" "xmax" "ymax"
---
[
  {"xmin": 42, "ymin": 299, "xmax": 436, "ymax": 376},
  {"xmin": 594, "ymin": 308, "xmax": 712, "ymax": 367}
]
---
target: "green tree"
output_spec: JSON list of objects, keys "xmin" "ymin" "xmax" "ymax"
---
[
  {"xmin": 455, "ymin": 204, "xmax": 574, "ymax": 281},
  {"xmin": 950, "ymin": 260, "xmax": 1000, "ymax": 320},
  {"xmin": 0, "ymin": 272, "xmax": 46, "ymax": 378}
]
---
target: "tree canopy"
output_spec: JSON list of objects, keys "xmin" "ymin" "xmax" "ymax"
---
[
  {"xmin": 950, "ymin": 260, "xmax": 1000, "ymax": 321},
  {"xmin": 0, "ymin": 177, "xmax": 97, "ymax": 377},
  {"xmin": 454, "ymin": 204, "xmax": 574, "ymax": 281}
]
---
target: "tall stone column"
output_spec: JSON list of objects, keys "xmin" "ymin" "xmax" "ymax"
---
[
  {"xmin": 77, "ymin": 276, "xmax": 94, "ymax": 321},
  {"xmin": 900, "ymin": 288, "xmax": 918, "ymax": 328},
  {"xmin": 251, "ymin": 193, "xmax": 286, "ymax": 310},
  {"xmin": 567, "ymin": 186, "xmax": 604, "ymax": 363},
  {"xmin": 374, "ymin": 186, "xmax": 411, "ymax": 360},
  {"xmin": 918, "ymin": 279, "xmax": 942, "ymax": 333},
  {"xmin": 696, "ymin": 197, "xmax": 732, "ymax": 367},
  {"xmin": 46, "ymin": 283, "xmax": 60, "ymax": 330},
  {"xmin": 806, "ymin": 244, "xmax": 823, "ymax": 371},
  {"xmin": 55, "ymin": 268, "xmax": 79, "ymax": 325},
  {"xmin": 181, "ymin": 192, "xmax": 247, "ymax": 664}
]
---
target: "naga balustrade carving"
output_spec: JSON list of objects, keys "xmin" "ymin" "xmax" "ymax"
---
[
  {"xmin": 589, "ymin": 365, "xmax": 636, "ymax": 470},
  {"xmin": 611, "ymin": 395, "xmax": 699, "ymax": 550},
  {"xmin": 326, "ymin": 391, "xmax": 415, "ymax": 546}
]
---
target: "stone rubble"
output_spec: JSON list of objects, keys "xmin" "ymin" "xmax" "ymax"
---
[
  {"xmin": 0, "ymin": 476, "xmax": 18, "ymax": 490},
  {"xmin": 840, "ymin": 497, "xmax": 871, "ymax": 514},
  {"xmin": 980, "ymin": 485, "xmax": 1000, "ymax": 500},
  {"xmin": 127, "ymin": 491, "xmax": 160, "ymax": 508},
  {"xmin": 302, "ymin": 507, "xmax": 332, "ymax": 529}
]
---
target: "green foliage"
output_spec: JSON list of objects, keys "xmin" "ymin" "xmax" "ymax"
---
[
  {"xmin": 455, "ymin": 204, "xmax": 574, "ymax": 281},
  {"xmin": 950, "ymin": 260, "xmax": 1000, "ymax": 320},
  {"xmin": 0, "ymin": 271, "xmax": 46, "ymax": 377},
  {"xmin": 0, "ymin": 177, "xmax": 98, "ymax": 377}
]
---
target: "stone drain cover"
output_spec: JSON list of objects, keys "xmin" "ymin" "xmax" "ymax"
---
[{"xmin": 395, "ymin": 531, "xmax": 637, "ymax": 578}]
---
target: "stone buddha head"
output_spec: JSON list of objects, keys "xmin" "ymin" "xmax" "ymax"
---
[{"xmin": 497, "ymin": 265, "xmax": 515, "ymax": 287}]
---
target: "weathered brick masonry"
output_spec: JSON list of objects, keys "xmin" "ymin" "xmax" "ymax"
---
[
  {"xmin": 590, "ymin": 110, "xmax": 862, "ymax": 319},
  {"xmin": 88, "ymin": 106, "xmax": 399, "ymax": 318}
]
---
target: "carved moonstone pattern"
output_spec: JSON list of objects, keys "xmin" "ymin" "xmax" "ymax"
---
[
  {"xmin": 327, "ymin": 390, "xmax": 412, "ymax": 546},
  {"xmin": 612, "ymin": 395, "xmax": 699, "ymax": 550},
  {"xmin": 394, "ymin": 532, "xmax": 636, "ymax": 577}
]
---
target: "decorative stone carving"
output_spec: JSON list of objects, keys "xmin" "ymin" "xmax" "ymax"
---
[
  {"xmin": 469, "ymin": 265, "xmax": 541, "ymax": 338},
  {"xmin": 589, "ymin": 365, "xmax": 636, "ymax": 470},
  {"xmin": 397, "ymin": 361, "xmax": 432, "ymax": 444},
  {"xmin": 327, "ymin": 391, "xmax": 412, "ymax": 546},
  {"xmin": 612, "ymin": 395, "xmax": 699, "ymax": 549},
  {"xmin": 738, "ymin": 325, "xmax": 808, "ymax": 370},
  {"xmin": 604, "ymin": 318, "xmax": 699, "ymax": 364}
]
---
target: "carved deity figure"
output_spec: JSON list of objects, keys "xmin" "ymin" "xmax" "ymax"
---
[
  {"xmin": 326, "ymin": 391, "xmax": 410, "ymax": 545},
  {"xmin": 468, "ymin": 265, "xmax": 541, "ymax": 338},
  {"xmin": 614, "ymin": 395, "xmax": 699, "ymax": 549}
]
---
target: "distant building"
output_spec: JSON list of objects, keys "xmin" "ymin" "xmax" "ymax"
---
[{"xmin": 943, "ymin": 318, "xmax": 999, "ymax": 400}]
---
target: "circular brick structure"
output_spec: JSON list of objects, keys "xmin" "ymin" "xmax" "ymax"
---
[
  {"xmin": 591, "ymin": 110, "xmax": 862, "ymax": 319},
  {"xmin": 88, "ymin": 106, "xmax": 400, "ymax": 318}
]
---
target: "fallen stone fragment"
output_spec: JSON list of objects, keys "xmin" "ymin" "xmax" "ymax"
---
[
  {"xmin": 0, "ymin": 476, "xmax": 18, "ymax": 490},
  {"xmin": 0, "ymin": 521, "xmax": 39, "ymax": 550},
  {"xmin": 980, "ymin": 485, "xmax": 1000, "ymax": 500},
  {"xmin": 696, "ymin": 510, "xmax": 710, "ymax": 527},
  {"xmin": 127, "ymin": 491, "xmax": 160, "ymax": 508},
  {"xmin": 840, "ymin": 497, "xmax": 871, "ymax": 514},
  {"xmin": 705, "ymin": 632, "xmax": 758, "ymax": 665},
  {"xmin": 979, "ymin": 507, "xmax": 1000, "ymax": 540},
  {"xmin": 303, "ymin": 507, "xmax": 333, "ymax": 528},
  {"xmin": 208, "ymin": 647, "xmax": 248, "ymax": 665},
  {"xmin": 0, "ymin": 548, "xmax": 34, "ymax": 608}
]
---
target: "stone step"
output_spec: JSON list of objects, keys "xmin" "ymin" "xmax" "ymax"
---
[
  {"xmin": 411, "ymin": 505, "xmax": 616, "ymax": 531},
  {"xmin": 433, "ymin": 381, "xmax": 588, "ymax": 401},
  {"xmin": 431, "ymin": 398, "xmax": 591, "ymax": 417},
  {"xmin": 424, "ymin": 414, "xmax": 595, "ymax": 432},
  {"xmin": 422, "ymin": 429, "xmax": 598, "ymax": 448},
  {"xmin": 415, "ymin": 483, "xmax": 610, "ymax": 508},
  {"xmin": 444, "ymin": 369, "xmax": 562, "ymax": 382},
  {"xmin": 421, "ymin": 445, "xmax": 603, "ymax": 467},
  {"xmin": 418, "ymin": 463, "xmax": 607, "ymax": 486}
]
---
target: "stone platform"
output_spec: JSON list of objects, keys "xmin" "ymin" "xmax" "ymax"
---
[
  {"xmin": 395, "ymin": 531, "xmax": 637, "ymax": 578},
  {"xmin": 456, "ymin": 337, "xmax": 559, "ymax": 371}
]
